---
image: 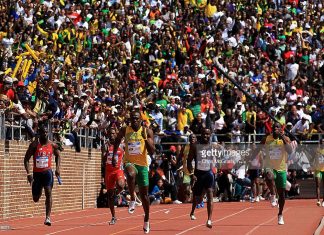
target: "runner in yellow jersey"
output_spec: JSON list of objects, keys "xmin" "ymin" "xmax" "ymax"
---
[
  {"xmin": 314, "ymin": 139, "xmax": 324, "ymax": 207},
  {"xmin": 260, "ymin": 122, "xmax": 292, "ymax": 225},
  {"xmin": 113, "ymin": 110, "xmax": 155, "ymax": 234}
]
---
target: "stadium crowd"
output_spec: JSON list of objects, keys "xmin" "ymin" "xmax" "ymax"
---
[{"xmin": 0, "ymin": 0, "xmax": 323, "ymax": 203}]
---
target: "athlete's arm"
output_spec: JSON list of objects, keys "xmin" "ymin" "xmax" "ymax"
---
[
  {"xmin": 143, "ymin": 127, "xmax": 155, "ymax": 156},
  {"xmin": 24, "ymin": 141, "xmax": 37, "ymax": 185},
  {"xmin": 112, "ymin": 126, "xmax": 126, "ymax": 167},
  {"xmin": 53, "ymin": 143, "xmax": 61, "ymax": 177},
  {"xmin": 280, "ymin": 133, "xmax": 293, "ymax": 154},
  {"xmin": 187, "ymin": 144, "xmax": 196, "ymax": 175}
]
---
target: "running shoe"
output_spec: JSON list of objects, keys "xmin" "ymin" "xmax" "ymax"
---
[
  {"xmin": 143, "ymin": 221, "xmax": 150, "ymax": 233},
  {"xmin": 259, "ymin": 195, "xmax": 265, "ymax": 201},
  {"xmin": 270, "ymin": 195, "xmax": 278, "ymax": 207},
  {"xmin": 206, "ymin": 220, "xmax": 212, "ymax": 228},
  {"xmin": 317, "ymin": 201, "xmax": 321, "ymax": 207},
  {"xmin": 109, "ymin": 217, "xmax": 117, "ymax": 225},
  {"xmin": 278, "ymin": 215, "xmax": 284, "ymax": 225},
  {"xmin": 44, "ymin": 217, "xmax": 51, "ymax": 226},
  {"xmin": 322, "ymin": 201, "xmax": 324, "ymax": 207},
  {"xmin": 128, "ymin": 201, "xmax": 136, "ymax": 214},
  {"xmin": 255, "ymin": 196, "xmax": 260, "ymax": 202},
  {"xmin": 250, "ymin": 197, "xmax": 256, "ymax": 203},
  {"xmin": 190, "ymin": 214, "xmax": 196, "ymax": 220},
  {"xmin": 172, "ymin": 200, "xmax": 182, "ymax": 204}
]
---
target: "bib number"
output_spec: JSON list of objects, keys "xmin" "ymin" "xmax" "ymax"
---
[
  {"xmin": 269, "ymin": 147, "xmax": 281, "ymax": 160},
  {"xmin": 128, "ymin": 142, "xmax": 141, "ymax": 155},
  {"xmin": 197, "ymin": 159, "xmax": 212, "ymax": 171},
  {"xmin": 36, "ymin": 156, "xmax": 49, "ymax": 168}
]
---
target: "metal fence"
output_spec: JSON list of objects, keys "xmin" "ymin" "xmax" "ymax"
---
[{"xmin": 0, "ymin": 112, "xmax": 322, "ymax": 150}]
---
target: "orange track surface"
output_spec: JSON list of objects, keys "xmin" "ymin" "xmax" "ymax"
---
[{"xmin": 0, "ymin": 200, "xmax": 323, "ymax": 235}]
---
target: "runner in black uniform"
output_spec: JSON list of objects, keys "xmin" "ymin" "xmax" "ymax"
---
[{"xmin": 187, "ymin": 128, "xmax": 214, "ymax": 229}]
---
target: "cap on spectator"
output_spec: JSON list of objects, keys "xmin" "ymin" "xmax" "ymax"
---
[
  {"xmin": 311, "ymin": 105, "xmax": 316, "ymax": 109},
  {"xmin": 99, "ymin": 88, "xmax": 106, "ymax": 92},
  {"xmin": 58, "ymin": 82, "xmax": 65, "ymax": 88},
  {"xmin": 17, "ymin": 81, "xmax": 24, "ymax": 87},
  {"xmin": 297, "ymin": 102, "xmax": 302, "ymax": 106},
  {"xmin": 54, "ymin": 79, "xmax": 60, "ymax": 83},
  {"xmin": 12, "ymin": 77, "xmax": 18, "ymax": 83},
  {"xmin": 73, "ymin": 95, "xmax": 79, "ymax": 99},
  {"xmin": 80, "ymin": 93, "xmax": 87, "ymax": 97},
  {"xmin": 291, "ymin": 86, "xmax": 296, "ymax": 90},
  {"xmin": 286, "ymin": 122, "xmax": 293, "ymax": 126},
  {"xmin": 237, "ymin": 102, "xmax": 242, "ymax": 106}
]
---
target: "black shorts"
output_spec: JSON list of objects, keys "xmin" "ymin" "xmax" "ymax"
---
[
  {"xmin": 192, "ymin": 170, "xmax": 214, "ymax": 196},
  {"xmin": 248, "ymin": 169, "xmax": 260, "ymax": 181},
  {"xmin": 32, "ymin": 169, "xmax": 54, "ymax": 197}
]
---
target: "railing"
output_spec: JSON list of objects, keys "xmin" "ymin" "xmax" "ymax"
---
[{"xmin": 0, "ymin": 112, "xmax": 323, "ymax": 150}]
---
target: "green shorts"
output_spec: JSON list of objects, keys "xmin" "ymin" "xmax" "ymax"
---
[
  {"xmin": 315, "ymin": 171, "xmax": 324, "ymax": 179},
  {"xmin": 273, "ymin": 170, "xmax": 287, "ymax": 189},
  {"xmin": 183, "ymin": 174, "xmax": 191, "ymax": 184},
  {"xmin": 124, "ymin": 163, "xmax": 149, "ymax": 187}
]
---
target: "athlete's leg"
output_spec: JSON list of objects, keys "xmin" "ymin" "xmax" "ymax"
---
[
  {"xmin": 265, "ymin": 170, "xmax": 276, "ymax": 196},
  {"xmin": 315, "ymin": 176, "xmax": 321, "ymax": 202},
  {"xmin": 125, "ymin": 164, "xmax": 137, "ymax": 202},
  {"xmin": 44, "ymin": 186, "xmax": 53, "ymax": 219},
  {"xmin": 139, "ymin": 186, "xmax": 150, "ymax": 222},
  {"xmin": 206, "ymin": 188, "xmax": 213, "ymax": 223},
  {"xmin": 277, "ymin": 188, "xmax": 285, "ymax": 215},
  {"xmin": 32, "ymin": 173, "xmax": 42, "ymax": 202}
]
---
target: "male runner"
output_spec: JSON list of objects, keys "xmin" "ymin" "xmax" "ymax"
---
[
  {"xmin": 102, "ymin": 127, "xmax": 126, "ymax": 225},
  {"xmin": 113, "ymin": 110, "xmax": 155, "ymax": 233},
  {"xmin": 24, "ymin": 124, "xmax": 61, "ymax": 226},
  {"xmin": 314, "ymin": 139, "xmax": 324, "ymax": 206},
  {"xmin": 187, "ymin": 128, "xmax": 215, "ymax": 229},
  {"xmin": 261, "ymin": 122, "xmax": 292, "ymax": 225}
]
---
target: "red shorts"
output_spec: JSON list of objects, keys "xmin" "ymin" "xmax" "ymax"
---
[{"xmin": 105, "ymin": 169, "xmax": 125, "ymax": 190}]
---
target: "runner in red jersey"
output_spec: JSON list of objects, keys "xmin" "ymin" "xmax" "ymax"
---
[
  {"xmin": 102, "ymin": 127, "xmax": 125, "ymax": 225},
  {"xmin": 24, "ymin": 124, "xmax": 61, "ymax": 226}
]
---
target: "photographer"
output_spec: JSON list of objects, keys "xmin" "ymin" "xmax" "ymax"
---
[{"xmin": 149, "ymin": 179, "xmax": 164, "ymax": 205}]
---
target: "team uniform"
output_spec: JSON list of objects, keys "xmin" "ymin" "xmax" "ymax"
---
[
  {"xmin": 314, "ymin": 148, "xmax": 324, "ymax": 179},
  {"xmin": 124, "ymin": 126, "xmax": 149, "ymax": 187},
  {"xmin": 32, "ymin": 142, "xmax": 54, "ymax": 197},
  {"xmin": 264, "ymin": 135, "xmax": 288, "ymax": 189},
  {"xmin": 192, "ymin": 146, "xmax": 215, "ymax": 196},
  {"xmin": 105, "ymin": 145, "xmax": 124, "ymax": 190}
]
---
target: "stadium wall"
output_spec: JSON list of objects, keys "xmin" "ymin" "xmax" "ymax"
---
[{"xmin": 0, "ymin": 140, "xmax": 102, "ymax": 219}]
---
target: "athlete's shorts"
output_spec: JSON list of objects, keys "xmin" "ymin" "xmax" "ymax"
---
[
  {"xmin": 315, "ymin": 171, "xmax": 324, "ymax": 179},
  {"xmin": 124, "ymin": 163, "xmax": 149, "ymax": 187},
  {"xmin": 249, "ymin": 169, "xmax": 260, "ymax": 181},
  {"xmin": 183, "ymin": 174, "xmax": 191, "ymax": 184},
  {"xmin": 273, "ymin": 170, "xmax": 287, "ymax": 189},
  {"xmin": 32, "ymin": 169, "xmax": 53, "ymax": 197},
  {"xmin": 105, "ymin": 169, "xmax": 125, "ymax": 190},
  {"xmin": 192, "ymin": 170, "xmax": 214, "ymax": 196}
]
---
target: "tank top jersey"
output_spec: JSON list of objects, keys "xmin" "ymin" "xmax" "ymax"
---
[
  {"xmin": 124, "ymin": 126, "xmax": 148, "ymax": 167},
  {"xmin": 105, "ymin": 145, "xmax": 123, "ymax": 171},
  {"xmin": 33, "ymin": 142, "xmax": 53, "ymax": 172},
  {"xmin": 264, "ymin": 135, "xmax": 287, "ymax": 171},
  {"xmin": 315, "ymin": 148, "xmax": 324, "ymax": 172}
]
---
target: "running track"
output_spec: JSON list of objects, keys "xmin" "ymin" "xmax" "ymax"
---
[{"xmin": 0, "ymin": 200, "xmax": 323, "ymax": 235}]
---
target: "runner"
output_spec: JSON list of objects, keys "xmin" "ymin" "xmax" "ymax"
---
[
  {"xmin": 102, "ymin": 127, "xmax": 126, "ymax": 225},
  {"xmin": 261, "ymin": 122, "xmax": 293, "ymax": 225},
  {"xmin": 113, "ymin": 110, "xmax": 155, "ymax": 233},
  {"xmin": 314, "ymin": 138, "xmax": 324, "ymax": 207},
  {"xmin": 187, "ymin": 128, "xmax": 215, "ymax": 229},
  {"xmin": 23, "ymin": 124, "xmax": 61, "ymax": 226}
]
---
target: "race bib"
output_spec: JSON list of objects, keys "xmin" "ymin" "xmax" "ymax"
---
[
  {"xmin": 128, "ymin": 142, "xmax": 141, "ymax": 155},
  {"xmin": 269, "ymin": 147, "xmax": 281, "ymax": 160},
  {"xmin": 106, "ymin": 153, "xmax": 118, "ymax": 165},
  {"xmin": 36, "ymin": 156, "xmax": 49, "ymax": 168}
]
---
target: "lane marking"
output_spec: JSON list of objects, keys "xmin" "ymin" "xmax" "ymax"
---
[
  {"xmin": 175, "ymin": 207, "xmax": 252, "ymax": 235},
  {"xmin": 245, "ymin": 208, "xmax": 290, "ymax": 235},
  {"xmin": 45, "ymin": 208, "xmax": 171, "ymax": 235}
]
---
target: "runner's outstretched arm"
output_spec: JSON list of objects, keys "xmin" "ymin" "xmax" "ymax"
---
[{"xmin": 53, "ymin": 143, "xmax": 61, "ymax": 178}]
